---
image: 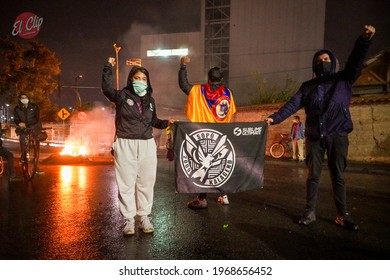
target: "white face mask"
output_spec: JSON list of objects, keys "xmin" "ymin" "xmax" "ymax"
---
[
  {"xmin": 132, "ymin": 81, "xmax": 148, "ymax": 97},
  {"xmin": 20, "ymin": 98, "xmax": 29, "ymax": 105}
]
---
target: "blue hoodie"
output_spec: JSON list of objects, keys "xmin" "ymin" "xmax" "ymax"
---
[{"xmin": 268, "ymin": 35, "xmax": 372, "ymax": 140}]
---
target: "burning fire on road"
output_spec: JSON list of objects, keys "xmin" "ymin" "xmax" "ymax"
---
[
  {"xmin": 42, "ymin": 106, "xmax": 115, "ymax": 165},
  {"xmin": 60, "ymin": 143, "xmax": 87, "ymax": 157}
]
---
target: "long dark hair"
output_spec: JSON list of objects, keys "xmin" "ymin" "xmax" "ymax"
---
[
  {"xmin": 126, "ymin": 66, "xmax": 153, "ymax": 94},
  {"xmin": 126, "ymin": 66, "xmax": 153, "ymax": 111}
]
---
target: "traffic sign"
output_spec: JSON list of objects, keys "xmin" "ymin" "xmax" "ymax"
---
[
  {"xmin": 77, "ymin": 111, "xmax": 87, "ymax": 121},
  {"xmin": 57, "ymin": 108, "xmax": 70, "ymax": 120}
]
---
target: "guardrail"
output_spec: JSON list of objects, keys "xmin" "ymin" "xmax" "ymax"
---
[
  {"xmin": 1, "ymin": 122, "xmax": 70, "ymax": 144},
  {"xmin": 353, "ymin": 82, "xmax": 390, "ymax": 95}
]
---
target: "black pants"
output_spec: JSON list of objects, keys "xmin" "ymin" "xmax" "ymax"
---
[
  {"xmin": 305, "ymin": 133, "xmax": 349, "ymax": 215},
  {"xmin": 198, "ymin": 189, "xmax": 225, "ymax": 200},
  {"xmin": 19, "ymin": 132, "xmax": 28, "ymax": 158},
  {"xmin": 0, "ymin": 146, "xmax": 16, "ymax": 176},
  {"xmin": 19, "ymin": 131, "xmax": 39, "ymax": 157}
]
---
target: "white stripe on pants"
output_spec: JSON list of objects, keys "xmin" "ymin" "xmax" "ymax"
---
[{"xmin": 113, "ymin": 138, "xmax": 157, "ymax": 220}]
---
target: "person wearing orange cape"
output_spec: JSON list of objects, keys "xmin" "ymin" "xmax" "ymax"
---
[{"xmin": 178, "ymin": 56, "xmax": 236, "ymax": 209}]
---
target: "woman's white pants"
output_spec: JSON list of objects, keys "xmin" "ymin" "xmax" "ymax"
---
[{"xmin": 113, "ymin": 138, "xmax": 157, "ymax": 220}]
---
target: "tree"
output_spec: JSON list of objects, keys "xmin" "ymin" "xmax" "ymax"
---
[
  {"xmin": 251, "ymin": 70, "xmax": 300, "ymax": 105},
  {"xmin": 0, "ymin": 37, "xmax": 61, "ymax": 122}
]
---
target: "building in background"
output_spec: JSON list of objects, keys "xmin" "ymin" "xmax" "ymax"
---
[
  {"xmin": 354, "ymin": 48, "xmax": 390, "ymax": 95},
  {"xmin": 140, "ymin": 0, "xmax": 326, "ymax": 109},
  {"xmin": 141, "ymin": 32, "xmax": 204, "ymax": 110}
]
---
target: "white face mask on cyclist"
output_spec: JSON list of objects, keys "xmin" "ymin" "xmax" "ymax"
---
[{"xmin": 20, "ymin": 98, "xmax": 29, "ymax": 105}]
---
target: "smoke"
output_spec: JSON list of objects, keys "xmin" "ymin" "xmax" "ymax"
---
[
  {"xmin": 64, "ymin": 23, "xmax": 162, "ymax": 156},
  {"xmin": 67, "ymin": 103, "xmax": 115, "ymax": 156},
  {"xmin": 117, "ymin": 22, "xmax": 161, "ymax": 88},
  {"xmin": 63, "ymin": 23, "xmax": 169, "ymax": 156}
]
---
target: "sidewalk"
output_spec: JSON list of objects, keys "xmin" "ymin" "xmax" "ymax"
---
[{"xmin": 264, "ymin": 157, "xmax": 390, "ymax": 176}]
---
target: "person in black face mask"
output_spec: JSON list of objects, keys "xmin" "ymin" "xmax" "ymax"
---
[
  {"xmin": 264, "ymin": 25, "xmax": 376, "ymax": 231},
  {"xmin": 314, "ymin": 52, "xmax": 333, "ymax": 77}
]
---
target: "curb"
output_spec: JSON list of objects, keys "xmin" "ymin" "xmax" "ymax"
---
[{"xmin": 264, "ymin": 157, "xmax": 390, "ymax": 176}]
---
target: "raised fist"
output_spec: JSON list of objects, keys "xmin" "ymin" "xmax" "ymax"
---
[
  {"xmin": 181, "ymin": 56, "xmax": 191, "ymax": 65},
  {"xmin": 108, "ymin": 57, "xmax": 116, "ymax": 66},
  {"xmin": 363, "ymin": 25, "xmax": 375, "ymax": 40}
]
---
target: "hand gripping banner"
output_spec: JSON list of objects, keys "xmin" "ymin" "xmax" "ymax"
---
[{"xmin": 173, "ymin": 122, "xmax": 268, "ymax": 193}]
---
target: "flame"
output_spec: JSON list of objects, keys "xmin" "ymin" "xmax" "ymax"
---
[{"xmin": 60, "ymin": 144, "xmax": 87, "ymax": 156}]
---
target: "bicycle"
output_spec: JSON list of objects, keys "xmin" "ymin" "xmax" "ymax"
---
[
  {"xmin": 0, "ymin": 156, "xmax": 4, "ymax": 175},
  {"xmin": 20, "ymin": 128, "xmax": 41, "ymax": 180},
  {"xmin": 269, "ymin": 133, "xmax": 292, "ymax": 159},
  {"xmin": 0, "ymin": 129, "xmax": 7, "ymax": 175}
]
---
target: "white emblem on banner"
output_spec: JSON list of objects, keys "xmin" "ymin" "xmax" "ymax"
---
[
  {"xmin": 179, "ymin": 128, "xmax": 236, "ymax": 188},
  {"xmin": 233, "ymin": 126, "xmax": 263, "ymax": 136}
]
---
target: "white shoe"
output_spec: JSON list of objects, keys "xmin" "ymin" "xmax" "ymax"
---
[
  {"xmin": 139, "ymin": 216, "xmax": 154, "ymax": 233},
  {"xmin": 36, "ymin": 168, "xmax": 45, "ymax": 175},
  {"xmin": 218, "ymin": 195, "xmax": 229, "ymax": 205},
  {"xmin": 123, "ymin": 219, "xmax": 135, "ymax": 235}
]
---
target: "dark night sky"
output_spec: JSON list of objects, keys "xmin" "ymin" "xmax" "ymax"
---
[
  {"xmin": 1, "ymin": 0, "xmax": 389, "ymax": 108},
  {"xmin": 0, "ymin": 0, "xmax": 201, "ymax": 107},
  {"xmin": 324, "ymin": 0, "xmax": 389, "ymax": 64}
]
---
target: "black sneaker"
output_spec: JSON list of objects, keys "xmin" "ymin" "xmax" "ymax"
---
[
  {"xmin": 335, "ymin": 213, "xmax": 359, "ymax": 231},
  {"xmin": 298, "ymin": 211, "xmax": 316, "ymax": 225}
]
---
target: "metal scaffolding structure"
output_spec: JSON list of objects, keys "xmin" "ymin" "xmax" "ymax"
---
[{"xmin": 204, "ymin": 0, "xmax": 231, "ymax": 85}]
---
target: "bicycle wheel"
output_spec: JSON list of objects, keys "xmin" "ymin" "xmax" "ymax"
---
[
  {"xmin": 0, "ymin": 156, "xmax": 4, "ymax": 175},
  {"xmin": 269, "ymin": 143, "xmax": 285, "ymax": 159},
  {"xmin": 22, "ymin": 136, "xmax": 39, "ymax": 180}
]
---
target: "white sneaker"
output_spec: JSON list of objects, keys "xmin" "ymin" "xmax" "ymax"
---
[
  {"xmin": 218, "ymin": 195, "xmax": 229, "ymax": 205},
  {"xmin": 139, "ymin": 216, "xmax": 154, "ymax": 233},
  {"xmin": 36, "ymin": 168, "xmax": 45, "ymax": 175},
  {"xmin": 123, "ymin": 219, "xmax": 135, "ymax": 235}
]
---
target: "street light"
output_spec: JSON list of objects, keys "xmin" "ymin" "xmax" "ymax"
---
[{"xmin": 74, "ymin": 74, "xmax": 83, "ymax": 110}]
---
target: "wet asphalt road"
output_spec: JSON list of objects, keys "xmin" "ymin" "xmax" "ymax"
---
[{"xmin": 0, "ymin": 143, "xmax": 389, "ymax": 260}]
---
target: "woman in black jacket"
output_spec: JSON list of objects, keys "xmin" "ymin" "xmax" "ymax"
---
[{"xmin": 102, "ymin": 57, "xmax": 173, "ymax": 236}]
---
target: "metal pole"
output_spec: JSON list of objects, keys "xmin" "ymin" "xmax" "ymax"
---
[
  {"xmin": 75, "ymin": 76, "xmax": 78, "ymax": 108},
  {"xmin": 57, "ymin": 74, "xmax": 61, "ymax": 108},
  {"xmin": 113, "ymin": 43, "xmax": 121, "ymax": 90},
  {"xmin": 74, "ymin": 75, "xmax": 83, "ymax": 110}
]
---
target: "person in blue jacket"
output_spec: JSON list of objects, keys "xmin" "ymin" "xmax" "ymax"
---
[
  {"xmin": 265, "ymin": 25, "xmax": 376, "ymax": 231},
  {"xmin": 290, "ymin": 115, "xmax": 305, "ymax": 162}
]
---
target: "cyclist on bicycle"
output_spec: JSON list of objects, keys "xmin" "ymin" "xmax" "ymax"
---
[{"xmin": 13, "ymin": 94, "xmax": 44, "ymax": 174}]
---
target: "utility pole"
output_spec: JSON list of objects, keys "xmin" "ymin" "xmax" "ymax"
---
[
  {"xmin": 113, "ymin": 43, "xmax": 121, "ymax": 90},
  {"xmin": 74, "ymin": 74, "xmax": 83, "ymax": 110}
]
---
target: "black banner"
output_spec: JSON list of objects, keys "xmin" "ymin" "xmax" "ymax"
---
[{"xmin": 173, "ymin": 122, "xmax": 268, "ymax": 193}]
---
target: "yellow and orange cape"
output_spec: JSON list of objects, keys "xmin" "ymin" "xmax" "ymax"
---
[{"xmin": 184, "ymin": 84, "xmax": 236, "ymax": 123}]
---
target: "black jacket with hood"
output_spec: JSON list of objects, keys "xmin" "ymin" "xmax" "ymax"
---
[
  {"xmin": 101, "ymin": 63, "xmax": 169, "ymax": 139},
  {"xmin": 13, "ymin": 95, "xmax": 42, "ymax": 134},
  {"xmin": 268, "ymin": 35, "xmax": 372, "ymax": 140}
]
